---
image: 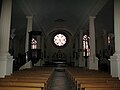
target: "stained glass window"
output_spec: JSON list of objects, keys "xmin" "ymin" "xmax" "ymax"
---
[
  {"xmin": 54, "ymin": 34, "xmax": 67, "ymax": 46},
  {"xmin": 31, "ymin": 38, "xmax": 37, "ymax": 49},
  {"xmin": 83, "ymin": 35, "xmax": 90, "ymax": 56},
  {"xmin": 108, "ymin": 34, "xmax": 111, "ymax": 45}
]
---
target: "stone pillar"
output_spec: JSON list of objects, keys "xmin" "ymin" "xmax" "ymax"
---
[
  {"xmin": 103, "ymin": 30, "xmax": 108, "ymax": 49},
  {"xmin": 25, "ymin": 16, "xmax": 33, "ymax": 52},
  {"xmin": 74, "ymin": 35, "xmax": 79, "ymax": 67},
  {"xmin": 41, "ymin": 34, "xmax": 44, "ymax": 66},
  {"xmin": 9, "ymin": 28, "xmax": 16, "ymax": 55},
  {"xmin": 78, "ymin": 30, "xmax": 84, "ymax": 67},
  {"xmin": 110, "ymin": 0, "xmax": 120, "ymax": 79},
  {"xmin": 0, "ymin": 0, "xmax": 13, "ymax": 77},
  {"xmin": 88, "ymin": 16, "xmax": 98, "ymax": 70},
  {"xmin": 20, "ymin": 16, "xmax": 33, "ymax": 70}
]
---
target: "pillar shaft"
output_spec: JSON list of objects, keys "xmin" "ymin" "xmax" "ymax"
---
[
  {"xmin": 25, "ymin": 16, "xmax": 33, "ymax": 52},
  {"xmin": 114, "ymin": 0, "xmax": 120, "ymax": 53},
  {"xmin": 74, "ymin": 35, "xmax": 79, "ymax": 66},
  {"xmin": 110, "ymin": 0, "xmax": 120, "ymax": 79},
  {"xmin": 89, "ymin": 16, "xmax": 96, "ymax": 56},
  {"xmin": 19, "ymin": 16, "xmax": 33, "ymax": 70},
  {"xmin": 0, "ymin": 0, "xmax": 13, "ymax": 77},
  {"xmin": 88, "ymin": 16, "xmax": 98, "ymax": 70},
  {"xmin": 40, "ymin": 35, "xmax": 44, "ymax": 66},
  {"xmin": 0, "ymin": 0, "xmax": 12, "ymax": 53},
  {"xmin": 79, "ymin": 30, "xmax": 84, "ymax": 67}
]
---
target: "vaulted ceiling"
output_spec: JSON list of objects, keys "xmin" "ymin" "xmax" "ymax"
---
[{"xmin": 11, "ymin": 0, "xmax": 111, "ymax": 39}]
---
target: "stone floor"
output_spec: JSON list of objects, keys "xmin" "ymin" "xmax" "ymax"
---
[{"xmin": 48, "ymin": 67, "xmax": 74, "ymax": 90}]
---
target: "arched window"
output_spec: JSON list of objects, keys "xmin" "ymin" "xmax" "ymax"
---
[
  {"xmin": 54, "ymin": 33, "xmax": 67, "ymax": 46},
  {"xmin": 107, "ymin": 33, "xmax": 114, "ymax": 55},
  {"xmin": 31, "ymin": 38, "xmax": 37, "ymax": 49},
  {"xmin": 108, "ymin": 34, "xmax": 111, "ymax": 45},
  {"xmin": 83, "ymin": 35, "xmax": 90, "ymax": 57}
]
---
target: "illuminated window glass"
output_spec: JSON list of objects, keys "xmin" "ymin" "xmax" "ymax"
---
[
  {"xmin": 31, "ymin": 38, "xmax": 37, "ymax": 49},
  {"xmin": 83, "ymin": 35, "xmax": 90, "ymax": 56},
  {"xmin": 108, "ymin": 34, "xmax": 111, "ymax": 45},
  {"xmin": 54, "ymin": 34, "xmax": 67, "ymax": 46}
]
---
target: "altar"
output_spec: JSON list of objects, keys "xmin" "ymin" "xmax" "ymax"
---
[{"xmin": 52, "ymin": 50, "xmax": 67, "ymax": 67}]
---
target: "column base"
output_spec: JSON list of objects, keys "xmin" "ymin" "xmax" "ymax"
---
[
  {"xmin": 74, "ymin": 58, "xmax": 79, "ymax": 67},
  {"xmin": 19, "ymin": 60, "xmax": 32, "ymax": 70},
  {"xmin": 35, "ymin": 59, "xmax": 41, "ymax": 66},
  {"xmin": 109, "ymin": 53, "xmax": 120, "ymax": 79},
  {"xmin": 78, "ymin": 52, "xmax": 85, "ymax": 67},
  {"xmin": 78, "ymin": 57, "xmax": 85, "ymax": 67},
  {"xmin": 0, "ymin": 53, "xmax": 14, "ymax": 78},
  {"xmin": 88, "ymin": 56, "xmax": 98, "ymax": 70}
]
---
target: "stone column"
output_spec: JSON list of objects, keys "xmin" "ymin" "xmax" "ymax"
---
[
  {"xmin": 25, "ymin": 16, "xmax": 33, "ymax": 52},
  {"xmin": 20, "ymin": 16, "xmax": 33, "ymax": 70},
  {"xmin": 74, "ymin": 35, "xmax": 79, "ymax": 67},
  {"xmin": 9, "ymin": 28, "xmax": 16, "ymax": 55},
  {"xmin": 41, "ymin": 34, "xmax": 45, "ymax": 66},
  {"xmin": 78, "ymin": 30, "xmax": 84, "ymax": 67},
  {"xmin": 0, "ymin": 0, "xmax": 13, "ymax": 77},
  {"xmin": 88, "ymin": 16, "xmax": 98, "ymax": 70},
  {"xmin": 110, "ymin": 0, "xmax": 120, "ymax": 79},
  {"xmin": 103, "ymin": 30, "xmax": 108, "ymax": 49}
]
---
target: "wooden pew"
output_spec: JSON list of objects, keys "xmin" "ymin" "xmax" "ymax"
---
[
  {"xmin": 75, "ymin": 77, "xmax": 118, "ymax": 86},
  {"xmin": 66, "ymin": 67, "xmax": 120, "ymax": 90},
  {"xmin": 0, "ymin": 78, "xmax": 47, "ymax": 83},
  {"xmin": 0, "ymin": 86, "xmax": 42, "ymax": 90},
  {"xmin": 5, "ymin": 76, "xmax": 49, "ymax": 80},
  {"xmin": 0, "ymin": 82, "xmax": 45, "ymax": 88},
  {"xmin": 4, "ymin": 75, "xmax": 50, "ymax": 86},
  {"xmin": 75, "ymin": 77, "xmax": 118, "ymax": 82},
  {"xmin": 77, "ymin": 79, "xmax": 120, "ymax": 90},
  {"xmin": 0, "ymin": 78, "xmax": 47, "ymax": 90},
  {"xmin": 74, "ymin": 76, "xmax": 119, "ymax": 90},
  {"xmin": 0, "ymin": 67, "xmax": 54, "ymax": 90},
  {"xmin": 66, "ymin": 67, "xmax": 112, "ymax": 82},
  {"xmin": 84, "ymin": 87, "xmax": 120, "ymax": 90},
  {"xmin": 80, "ymin": 83, "xmax": 120, "ymax": 89}
]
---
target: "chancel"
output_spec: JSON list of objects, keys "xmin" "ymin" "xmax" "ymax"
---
[{"xmin": 1, "ymin": 0, "xmax": 120, "ymax": 90}]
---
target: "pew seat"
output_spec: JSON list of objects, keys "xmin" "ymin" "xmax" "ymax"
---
[
  {"xmin": 0, "ymin": 86, "xmax": 42, "ymax": 90},
  {"xmin": 0, "ymin": 82, "xmax": 45, "ymax": 88},
  {"xmin": 84, "ymin": 87, "xmax": 120, "ymax": 90},
  {"xmin": 80, "ymin": 83, "xmax": 120, "ymax": 90}
]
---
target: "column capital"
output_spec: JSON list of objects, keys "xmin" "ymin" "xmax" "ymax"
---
[
  {"xmin": 26, "ymin": 16, "xmax": 33, "ymax": 19},
  {"xmin": 89, "ymin": 16, "xmax": 96, "ymax": 20}
]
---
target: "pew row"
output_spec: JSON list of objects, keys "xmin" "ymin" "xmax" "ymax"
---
[
  {"xmin": 66, "ymin": 67, "xmax": 120, "ymax": 90},
  {"xmin": 0, "ymin": 86, "xmax": 42, "ymax": 90},
  {"xmin": 0, "ymin": 67, "xmax": 54, "ymax": 90}
]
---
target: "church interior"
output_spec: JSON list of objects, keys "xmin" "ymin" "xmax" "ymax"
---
[{"xmin": 1, "ymin": 0, "xmax": 120, "ymax": 90}]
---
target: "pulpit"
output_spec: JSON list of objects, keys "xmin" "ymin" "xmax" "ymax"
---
[{"xmin": 28, "ymin": 31, "xmax": 42, "ymax": 66}]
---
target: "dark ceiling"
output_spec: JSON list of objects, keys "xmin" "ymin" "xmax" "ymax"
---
[{"xmin": 3, "ymin": 0, "xmax": 112, "ymax": 39}]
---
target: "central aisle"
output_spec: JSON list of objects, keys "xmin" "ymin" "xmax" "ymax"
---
[{"xmin": 48, "ymin": 67, "xmax": 74, "ymax": 90}]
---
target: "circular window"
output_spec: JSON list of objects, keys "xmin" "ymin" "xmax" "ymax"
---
[{"xmin": 54, "ymin": 34, "xmax": 67, "ymax": 46}]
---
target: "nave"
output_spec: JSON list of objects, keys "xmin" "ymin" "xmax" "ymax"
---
[
  {"xmin": 0, "ymin": 66, "xmax": 120, "ymax": 90},
  {"xmin": 48, "ymin": 67, "xmax": 73, "ymax": 90}
]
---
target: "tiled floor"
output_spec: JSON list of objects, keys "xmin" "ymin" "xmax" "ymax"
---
[{"xmin": 48, "ymin": 67, "xmax": 74, "ymax": 90}]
